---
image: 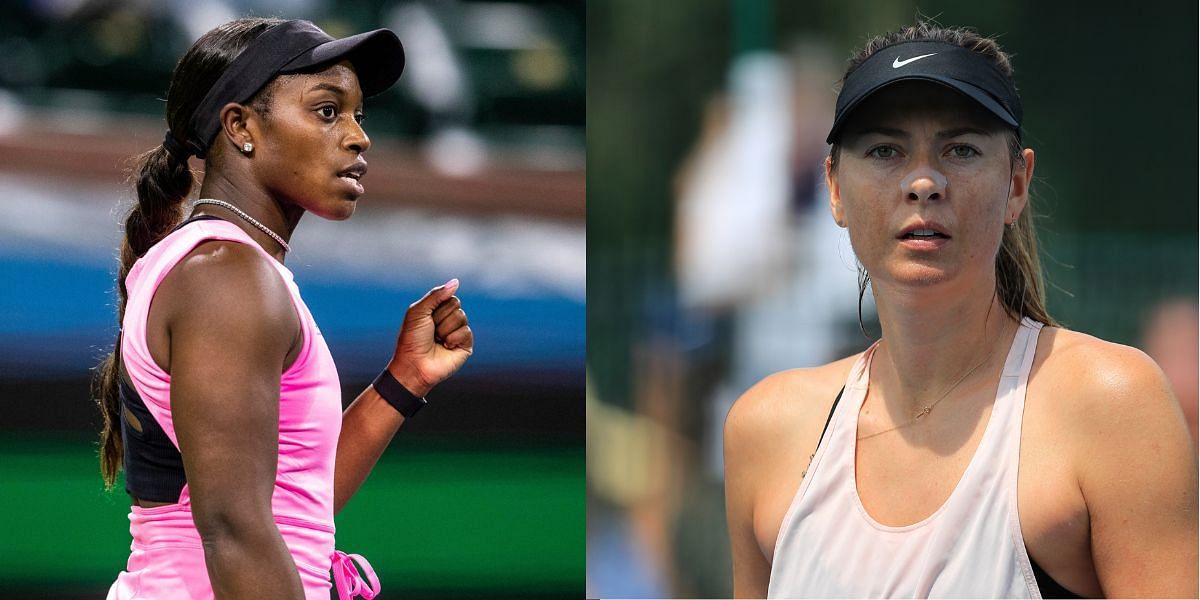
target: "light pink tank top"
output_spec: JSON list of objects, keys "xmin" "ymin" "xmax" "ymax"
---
[
  {"xmin": 767, "ymin": 317, "xmax": 1045, "ymax": 598},
  {"xmin": 107, "ymin": 218, "xmax": 375, "ymax": 599}
]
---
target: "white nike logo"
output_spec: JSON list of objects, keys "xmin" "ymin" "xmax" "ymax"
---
[{"xmin": 893, "ymin": 53, "xmax": 937, "ymax": 68}]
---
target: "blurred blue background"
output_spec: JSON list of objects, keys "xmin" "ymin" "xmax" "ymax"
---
[
  {"xmin": 0, "ymin": 0, "xmax": 583, "ymax": 598},
  {"xmin": 586, "ymin": 0, "xmax": 1197, "ymax": 597}
]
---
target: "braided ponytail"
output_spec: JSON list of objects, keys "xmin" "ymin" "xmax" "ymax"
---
[
  {"xmin": 92, "ymin": 17, "xmax": 285, "ymax": 489},
  {"xmin": 95, "ymin": 146, "xmax": 192, "ymax": 488}
]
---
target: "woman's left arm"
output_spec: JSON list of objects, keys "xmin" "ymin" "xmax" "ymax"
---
[
  {"xmin": 1074, "ymin": 344, "xmax": 1198, "ymax": 597},
  {"xmin": 333, "ymin": 279, "xmax": 473, "ymax": 514}
]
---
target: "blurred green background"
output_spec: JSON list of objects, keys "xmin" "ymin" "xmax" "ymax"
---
[
  {"xmin": 2, "ymin": 435, "xmax": 580, "ymax": 598},
  {"xmin": 587, "ymin": 0, "xmax": 1197, "ymax": 597}
]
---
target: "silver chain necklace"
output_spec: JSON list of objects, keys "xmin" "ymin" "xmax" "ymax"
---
[
  {"xmin": 856, "ymin": 322, "xmax": 1009, "ymax": 442},
  {"xmin": 193, "ymin": 199, "xmax": 290, "ymax": 253}
]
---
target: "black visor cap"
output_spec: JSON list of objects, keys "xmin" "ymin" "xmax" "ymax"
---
[
  {"xmin": 826, "ymin": 40, "xmax": 1022, "ymax": 145},
  {"xmin": 279, "ymin": 26, "xmax": 405, "ymax": 97},
  {"xmin": 185, "ymin": 20, "xmax": 405, "ymax": 159}
]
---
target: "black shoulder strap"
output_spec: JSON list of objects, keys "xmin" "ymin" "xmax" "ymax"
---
[
  {"xmin": 817, "ymin": 386, "xmax": 844, "ymax": 446},
  {"xmin": 169, "ymin": 214, "xmax": 226, "ymax": 235}
]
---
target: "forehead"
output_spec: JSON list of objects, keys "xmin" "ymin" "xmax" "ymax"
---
[
  {"xmin": 841, "ymin": 80, "xmax": 1005, "ymax": 136},
  {"xmin": 270, "ymin": 60, "xmax": 363, "ymax": 101}
]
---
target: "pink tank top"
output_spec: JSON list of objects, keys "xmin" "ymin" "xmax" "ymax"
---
[
  {"xmin": 108, "ymin": 218, "xmax": 376, "ymax": 599},
  {"xmin": 767, "ymin": 317, "xmax": 1045, "ymax": 598}
]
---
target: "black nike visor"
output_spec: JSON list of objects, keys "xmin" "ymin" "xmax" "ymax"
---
[{"xmin": 826, "ymin": 40, "xmax": 1022, "ymax": 145}]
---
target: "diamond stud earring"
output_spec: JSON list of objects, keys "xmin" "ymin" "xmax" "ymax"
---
[{"xmin": 242, "ymin": 142, "xmax": 254, "ymax": 153}]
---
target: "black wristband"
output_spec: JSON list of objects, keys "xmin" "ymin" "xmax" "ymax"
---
[{"xmin": 372, "ymin": 370, "xmax": 428, "ymax": 418}]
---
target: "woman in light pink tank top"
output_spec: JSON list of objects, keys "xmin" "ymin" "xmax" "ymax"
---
[
  {"xmin": 94, "ymin": 18, "xmax": 475, "ymax": 599},
  {"xmin": 724, "ymin": 22, "xmax": 1198, "ymax": 599}
]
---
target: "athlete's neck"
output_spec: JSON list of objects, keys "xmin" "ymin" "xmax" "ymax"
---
[
  {"xmin": 195, "ymin": 173, "xmax": 303, "ymax": 262},
  {"xmin": 870, "ymin": 273, "xmax": 1018, "ymax": 416}
]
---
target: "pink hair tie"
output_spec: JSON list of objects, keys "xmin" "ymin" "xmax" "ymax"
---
[{"xmin": 331, "ymin": 550, "xmax": 381, "ymax": 600}]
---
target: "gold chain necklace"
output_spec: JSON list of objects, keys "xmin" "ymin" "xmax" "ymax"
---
[{"xmin": 856, "ymin": 325, "xmax": 1007, "ymax": 442}]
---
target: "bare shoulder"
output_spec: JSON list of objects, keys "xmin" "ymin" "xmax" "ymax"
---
[
  {"xmin": 1034, "ymin": 329, "xmax": 1198, "ymax": 596},
  {"xmin": 724, "ymin": 353, "xmax": 862, "ymax": 457},
  {"xmin": 723, "ymin": 352, "xmax": 865, "ymax": 573},
  {"xmin": 155, "ymin": 239, "xmax": 298, "ymax": 357},
  {"xmin": 170, "ymin": 240, "xmax": 289, "ymax": 300},
  {"xmin": 1034, "ymin": 326, "xmax": 1178, "ymax": 424},
  {"xmin": 1033, "ymin": 325, "xmax": 1194, "ymax": 493},
  {"xmin": 160, "ymin": 240, "xmax": 293, "ymax": 323}
]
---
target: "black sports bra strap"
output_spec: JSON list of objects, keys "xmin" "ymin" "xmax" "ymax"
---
[
  {"xmin": 817, "ymin": 387, "xmax": 844, "ymax": 445},
  {"xmin": 169, "ymin": 213, "xmax": 226, "ymax": 235},
  {"xmin": 119, "ymin": 378, "xmax": 187, "ymax": 502},
  {"xmin": 1029, "ymin": 557, "xmax": 1083, "ymax": 598}
]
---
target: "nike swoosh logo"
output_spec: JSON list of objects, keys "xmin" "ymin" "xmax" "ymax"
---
[{"xmin": 893, "ymin": 53, "xmax": 937, "ymax": 68}]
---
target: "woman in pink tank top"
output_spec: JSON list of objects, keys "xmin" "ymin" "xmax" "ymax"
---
[
  {"xmin": 723, "ymin": 22, "xmax": 1198, "ymax": 599},
  {"xmin": 93, "ymin": 18, "xmax": 474, "ymax": 599}
]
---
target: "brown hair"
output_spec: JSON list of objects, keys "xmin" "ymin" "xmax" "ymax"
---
[
  {"xmin": 830, "ymin": 22, "xmax": 1057, "ymax": 331},
  {"xmin": 92, "ymin": 17, "xmax": 285, "ymax": 489}
]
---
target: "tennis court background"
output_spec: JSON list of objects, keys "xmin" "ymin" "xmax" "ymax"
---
[{"xmin": 0, "ymin": 1, "xmax": 584, "ymax": 598}]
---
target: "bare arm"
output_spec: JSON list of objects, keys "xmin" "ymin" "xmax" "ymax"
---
[
  {"xmin": 333, "ymin": 280, "xmax": 473, "ymax": 514},
  {"xmin": 722, "ymin": 361, "xmax": 853, "ymax": 599},
  {"xmin": 724, "ymin": 380, "xmax": 778, "ymax": 599},
  {"xmin": 333, "ymin": 386, "xmax": 408, "ymax": 515},
  {"xmin": 166, "ymin": 242, "xmax": 304, "ymax": 599},
  {"xmin": 1073, "ymin": 345, "xmax": 1199, "ymax": 597}
]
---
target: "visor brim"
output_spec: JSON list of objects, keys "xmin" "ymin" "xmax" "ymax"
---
[
  {"xmin": 281, "ymin": 29, "xmax": 405, "ymax": 97},
  {"xmin": 826, "ymin": 75, "xmax": 1020, "ymax": 144}
]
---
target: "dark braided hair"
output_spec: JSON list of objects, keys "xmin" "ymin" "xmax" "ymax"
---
[{"xmin": 93, "ymin": 17, "xmax": 285, "ymax": 489}]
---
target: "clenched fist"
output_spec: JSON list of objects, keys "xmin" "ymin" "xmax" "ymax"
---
[{"xmin": 386, "ymin": 279, "xmax": 474, "ymax": 397}]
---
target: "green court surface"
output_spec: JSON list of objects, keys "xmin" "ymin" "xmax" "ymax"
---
[{"xmin": 0, "ymin": 434, "xmax": 583, "ymax": 596}]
